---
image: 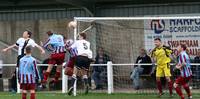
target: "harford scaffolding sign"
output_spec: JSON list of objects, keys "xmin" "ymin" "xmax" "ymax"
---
[{"xmin": 144, "ymin": 19, "xmax": 200, "ymax": 56}]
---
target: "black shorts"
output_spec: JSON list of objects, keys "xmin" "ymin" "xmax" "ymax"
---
[
  {"xmin": 75, "ymin": 56, "xmax": 91, "ymax": 70},
  {"xmin": 17, "ymin": 54, "xmax": 25, "ymax": 67}
]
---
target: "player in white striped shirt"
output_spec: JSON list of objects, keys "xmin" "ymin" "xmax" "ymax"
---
[{"xmin": 2, "ymin": 31, "xmax": 45, "ymax": 67}]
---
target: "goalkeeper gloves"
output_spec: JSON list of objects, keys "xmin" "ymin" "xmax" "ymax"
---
[{"xmin": 150, "ymin": 63, "xmax": 156, "ymax": 75}]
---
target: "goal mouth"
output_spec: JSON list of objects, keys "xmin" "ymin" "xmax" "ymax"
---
[
  {"xmin": 74, "ymin": 16, "xmax": 200, "ymax": 58},
  {"xmin": 70, "ymin": 16, "xmax": 200, "ymax": 96}
]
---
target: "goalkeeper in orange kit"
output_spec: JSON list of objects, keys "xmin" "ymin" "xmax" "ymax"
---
[{"xmin": 151, "ymin": 38, "xmax": 175, "ymax": 97}]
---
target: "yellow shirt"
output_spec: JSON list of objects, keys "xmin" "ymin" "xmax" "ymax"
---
[{"xmin": 151, "ymin": 46, "xmax": 172, "ymax": 67}]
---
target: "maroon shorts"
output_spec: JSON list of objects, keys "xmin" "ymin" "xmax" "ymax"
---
[
  {"xmin": 48, "ymin": 53, "xmax": 65, "ymax": 65},
  {"xmin": 175, "ymin": 76, "xmax": 191, "ymax": 85},
  {"xmin": 20, "ymin": 83, "xmax": 35, "ymax": 90},
  {"xmin": 66, "ymin": 57, "xmax": 76, "ymax": 68},
  {"xmin": 64, "ymin": 57, "xmax": 76, "ymax": 76}
]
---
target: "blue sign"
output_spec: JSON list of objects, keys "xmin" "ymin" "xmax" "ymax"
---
[{"xmin": 151, "ymin": 20, "xmax": 165, "ymax": 34}]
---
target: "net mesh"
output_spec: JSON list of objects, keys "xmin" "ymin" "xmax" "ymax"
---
[
  {"xmin": 76, "ymin": 20, "xmax": 143, "ymax": 93},
  {"xmin": 75, "ymin": 18, "xmax": 200, "ymax": 94},
  {"xmin": 77, "ymin": 20, "xmax": 143, "ymax": 63}
]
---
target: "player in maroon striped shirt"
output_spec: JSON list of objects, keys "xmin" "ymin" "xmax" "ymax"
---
[
  {"xmin": 19, "ymin": 46, "xmax": 40, "ymax": 99},
  {"xmin": 174, "ymin": 44, "xmax": 192, "ymax": 99}
]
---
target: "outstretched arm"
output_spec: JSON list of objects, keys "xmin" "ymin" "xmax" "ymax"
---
[
  {"xmin": 35, "ymin": 44, "xmax": 45, "ymax": 54},
  {"xmin": 175, "ymin": 54, "xmax": 187, "ymax": 70},
  {"xmin": 42, "ymin": 39, "xmax": 50, "ymax": 49},
  {"xmin": 175, "ymin": 63, "xmax": 184, "ymax": 70},
  {"xmin": 169, "ymin": 54, "xmax": 177, "ymax": 63},
  {"xmin": 2, "ymin": 44, "xmax": 17, "ymax": 52}
]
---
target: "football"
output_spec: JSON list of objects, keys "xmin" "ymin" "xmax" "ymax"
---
[{"xmin": 68, "ymin": 21, "xmax": 77, "ymax": 28}]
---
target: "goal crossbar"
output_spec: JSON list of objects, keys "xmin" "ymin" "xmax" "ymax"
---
[{"xmin": 74, "ymin": 16, "xmax": 200, "ymax": 21}]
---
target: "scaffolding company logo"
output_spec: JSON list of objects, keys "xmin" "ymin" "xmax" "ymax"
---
[{"xmin": 151, "ymin": 20, "xmax": 165, "ymax": 34}]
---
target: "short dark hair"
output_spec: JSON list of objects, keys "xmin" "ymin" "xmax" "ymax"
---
[
  {"xmin": 140, "ymin": 48, "xmax": 147, "ymax": 54},
  {"xmin": 62, "ymin": 35, "xmax": 66, "ymax": 40},
  {"xmin": 26, "ymin": 46, "xmax": 32, "ymax": 54},
  {"xmin": 46, "ymin": 31, "xmax": 53, "ymax": 36},
  {"xmin": 79, "ymin": 32, "xmax": 86, "ymax": 39},
  {"xmin": 154, "ymin": 38, "xmax": 161, "ymax": 41},
  {"xmin": 98, "ymin": 47, "xmax": 104, "ymax": 51},
  {"xmin": 180, "ymin": 44, "xmax": 187, "ymax": 50},
  {"xmin": 26, "ymin": 30, "xmax": 32, "ymax": 38}
]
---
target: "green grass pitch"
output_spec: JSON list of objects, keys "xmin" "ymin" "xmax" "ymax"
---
[{"xmin": 0, "ymin": 92, "xmax": 200, "ymax": 99}]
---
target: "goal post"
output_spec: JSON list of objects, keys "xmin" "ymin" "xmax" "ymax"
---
[
  {"xmin": 71, "ymin": 62, "xmax": 112, "ymax": 96},
  {"xmin": 62, "ymin": 65, "xmax": 68, "ymax": 93},
  {"xmin": 107, "ymin": 61, "xmax": 114, "ymax": 94}
]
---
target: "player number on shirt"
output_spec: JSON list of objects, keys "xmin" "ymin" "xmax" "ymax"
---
[
  {"xmin": 83, "ymin": 43, "xmax": 88, "ymax": 50},
  {"xmin": 23, "ymin": 61, "xmax": 27, "ymax": 67}
]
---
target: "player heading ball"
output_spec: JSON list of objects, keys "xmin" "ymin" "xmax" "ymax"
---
[{"xmin": 67, "ymin": 32, "xmax": 93, "ymax": 95}]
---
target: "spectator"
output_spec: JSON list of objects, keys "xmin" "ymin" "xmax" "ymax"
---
[
  {"xmin": 130, "ymin": 48, "xmax": 152, "ymax": 90},
  {"xmin": 193, "ymin": 51, "xmax": 200, "ymax": 80},
  {"xmin": 10, "ymin": 71, "xmax": 17, "ymax": 93},
  {"xmin": 92, "ymin": 47, "xmax": 110, "ymax": 90},
  {"xmin": 0, "ymin": 60, "xmax": 2, "ymax": 78}
]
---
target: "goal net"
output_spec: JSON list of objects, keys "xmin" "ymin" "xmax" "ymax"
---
[{"xmin": 72, "ymin": 17, "xmax": 200, "ymax": 95}]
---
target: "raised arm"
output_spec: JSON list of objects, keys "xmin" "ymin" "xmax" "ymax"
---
[
  {"xmin": 176, "ymin": 54, "xmax": 186, "ymax": 69},
  {"xmin": 42, "ymin": 39, "xmax": 50, "ymax": 49},
  {"xmin": 35, "ymin": 44, "xmax": 45, "ymax": 54},
  {"xmin": 2, "ymin": 44, "xmax": 17, "ymax": 52},
  {"xmin": 165, "ymin": 47, "xmax": 177, "ymax": 63}
]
